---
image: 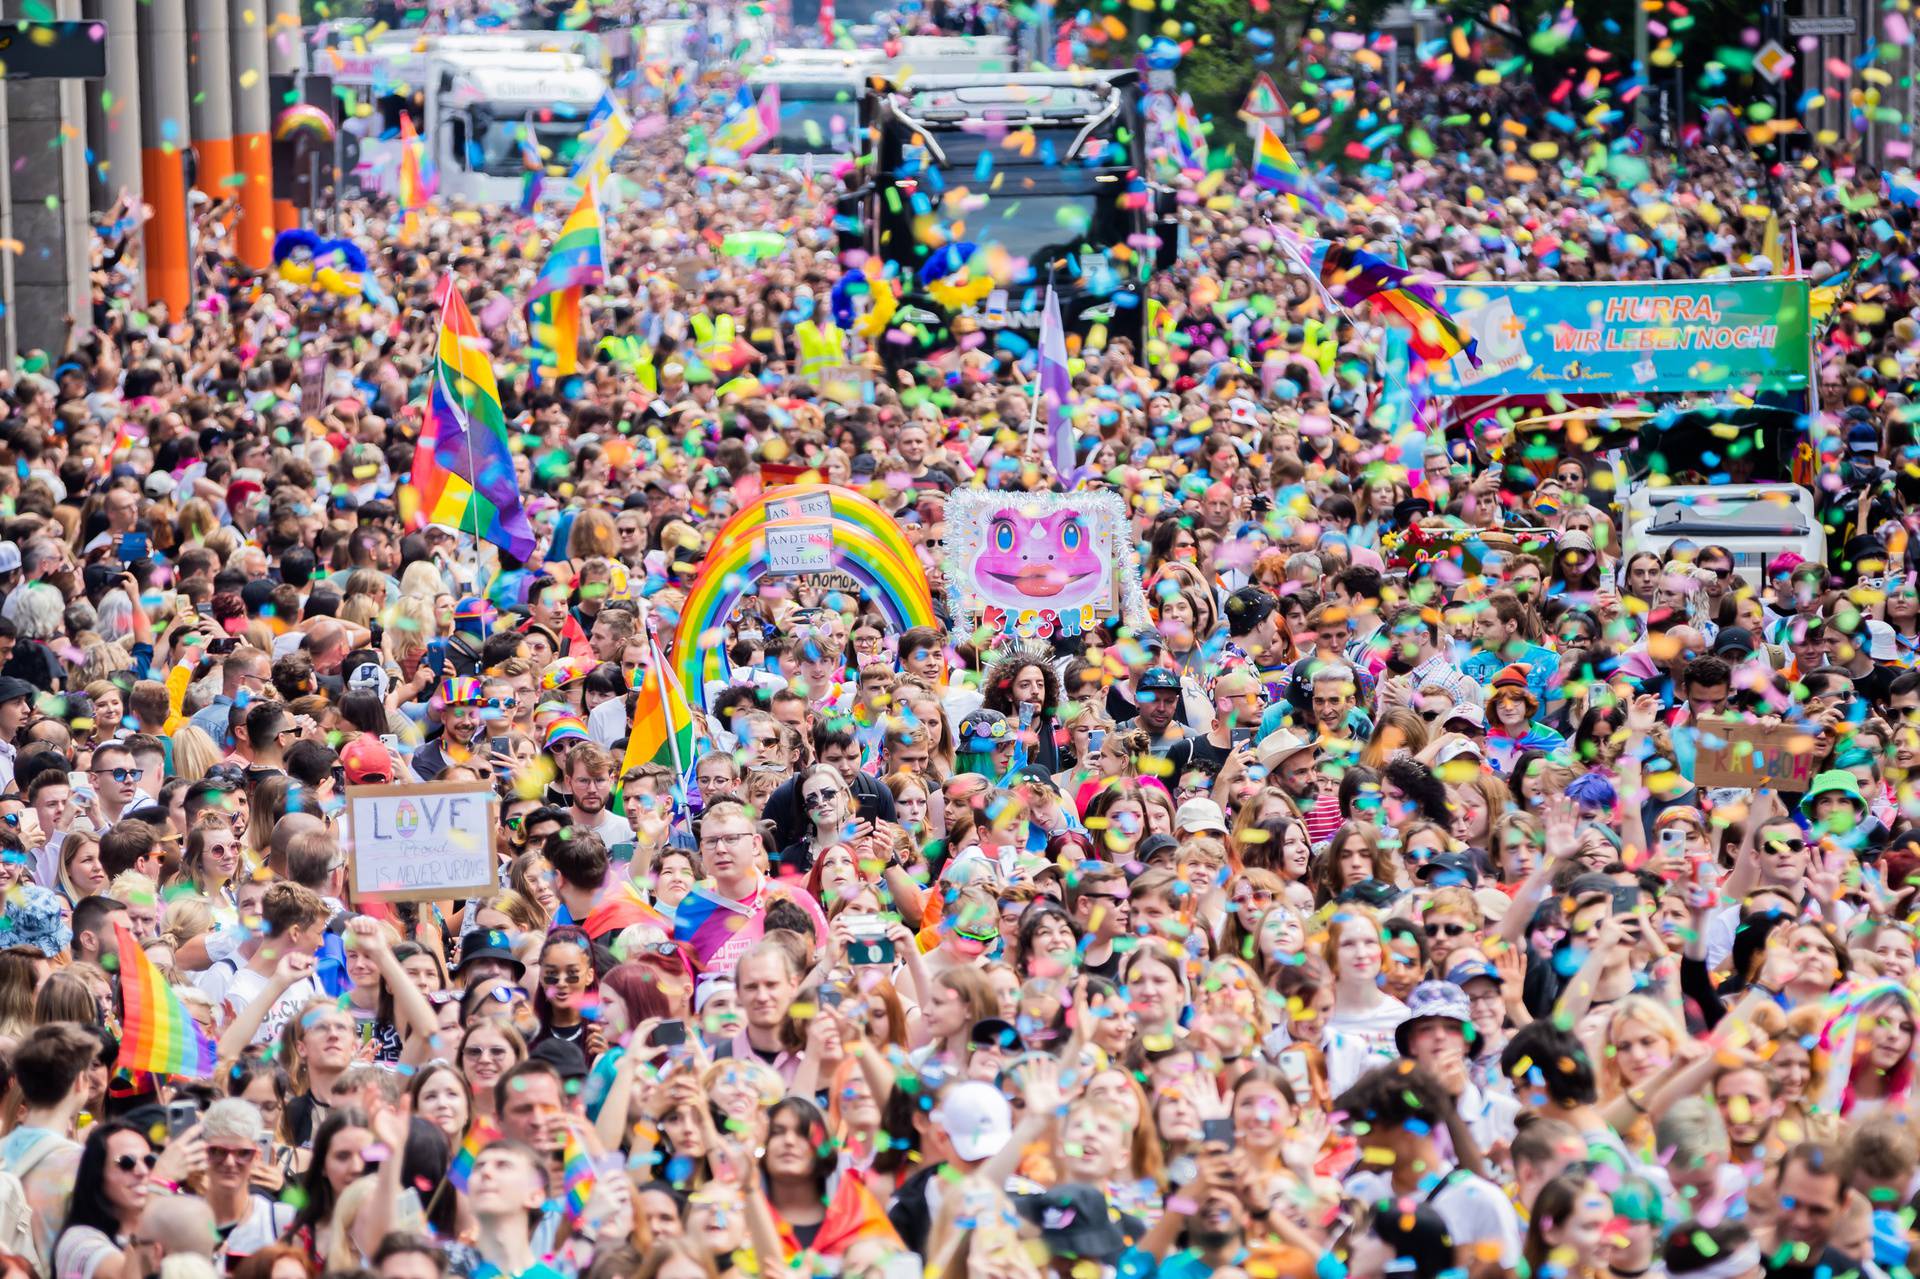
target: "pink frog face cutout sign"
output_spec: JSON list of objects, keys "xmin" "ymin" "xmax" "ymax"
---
[{"xmin": 944, "ymin": 490, "xmax": 1148, "ymax": 643}]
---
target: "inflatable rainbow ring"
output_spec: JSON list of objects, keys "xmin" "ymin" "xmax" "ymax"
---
[{"xmin": 670, "ymin": 484, "xmax": 935, "ymax": 699}]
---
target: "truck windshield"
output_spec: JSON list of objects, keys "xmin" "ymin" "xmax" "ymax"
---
[
  {"xmin": 959, "ymin": 185, "xmax": 1133, "ymax": 277},
  {"xmin": 469, "ymin": 113, "xmax": 591, "ymax": 178},
  {"xmin": 770, "ymin": 89, "xmax": 859, "ymax": 154}
]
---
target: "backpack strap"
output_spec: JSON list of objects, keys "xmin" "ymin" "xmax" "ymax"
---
[{"xmin": 1422, "ymin": 1168, "xmax": 1468, "ymax": 1208}]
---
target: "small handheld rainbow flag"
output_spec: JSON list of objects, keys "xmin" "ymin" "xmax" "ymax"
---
[
  {"xmin": 447, "ymin": 1119, "xmax": 503, "ymax": 1192},
  {"xmin": 620, "ymin": 639, "xmax": 695, "ymax": 780},
  {"xmin": 397, "ymin": 112, "xmax": 433, "ymax": 240},
  {"xmin": 560, "ymin": 1127, "xmax": 596, "ymax": 1224},
  {"xmin": 1251, "ymin": 126, "xmax": 1325, "ymax": 215},
  {"xmin": 114, "ymin": 923, "xmax": 215, "ymax": 1077}
]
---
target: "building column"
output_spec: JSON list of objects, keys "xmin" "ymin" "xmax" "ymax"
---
[
  {"xmin": 188, "ymin": 0, "xmax": 234, "ymax": 202},
  {"xmin": 3, "ymin": 0, "xmax": 93, "ymax": 359},
  {"xmin": 267, "ymin": 0, "xmax": 301, "ymax": 231},
  {"xmin": 229, "ymin": 0, "xmax": 273, "ymax": 267},
  {"xmin": 138, "ymin": 0, "xmax": 191, "ymax": 316}
]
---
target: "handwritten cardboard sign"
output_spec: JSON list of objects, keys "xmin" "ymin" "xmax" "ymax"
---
[
  {"xmin": 1691, "ymin": 718, "xmax": 1820, "ymax": 792},
  {"xmin": 344, "ymin": 781, "xmax": 498, "ymax": 902}
]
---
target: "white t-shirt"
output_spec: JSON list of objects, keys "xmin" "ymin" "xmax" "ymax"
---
[
  {"xmin": 1321, "ymin": 996, "xmax": 1410, "ymax": 1096},
  {"xmin": 221, "ymin": 966, "xmax": 321, "ymax": 1044},
  {"xmin": 218, "ymin": 1194, "xmax": 295, "ymax": 1269},
  {"xmin": 573, "ymin": 807, "xmax": 635, "ymax": 846},
  {"xmin": 1345, "ymin": 1166, "xmax": 1523, "ymax": 1270}
]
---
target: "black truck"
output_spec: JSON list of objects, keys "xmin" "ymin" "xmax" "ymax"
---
[{"xmin": 842, "ymin": 69, "xmax": 1177, "ymax": 363}]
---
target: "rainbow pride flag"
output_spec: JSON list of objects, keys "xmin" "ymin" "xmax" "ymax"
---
[
  {"xmin": 114, "ymin": 923, "xmax": 215, "ymax": 1076},
  {"xmin": 447, "ymin": 1119, "xmax": 503, "ymax": 1192},
  {"xmin": 528, "ymin": 185, "xmax": 606, "ymax": 301},
  {"xmin": 1296, "ymin": 237, "xmax": 1480, "ymax": 370},
  {"xmin": 1250, "ymin": 126, "xmax": 1324, "ymax": 215},
  {"xmin": 409, "ymin": 277, "xmax": 537, "ymax": 560},
  {"xmin": 714, "ymin": 84, "xmax": 780, "ymax": 159},
  {"xmin": 517, "ymin": 116, "xmax": 545, "ymax": 214},
  {"xmin": 560, "ymin": 1128, "xmax": 596, "ymax": 1224},
  {"xmin": 529, "ymin": 287, "xmax": 584, "ymax": 383},
  {"xmin": 620, "ymin": 640, "xmax": 695, "ymax": 778},
  {"xmin": 397, "ymin": 111, "xmax": 432, "ymax": 239},
  {"xmin": 526, "ymin": 185, "xmax": 604, "ymax": 384},
  {"xmin": 1170, "ymin": 96, "xmax": 1207, "ymax": 171}
]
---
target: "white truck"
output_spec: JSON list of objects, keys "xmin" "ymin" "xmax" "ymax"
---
[
  {"xmin": 321, "ymin": 31, "xmax": 614, "ymax": 207},
  {"xmin": 743, "ymin": 36, "xmax": 1013, "ymax": 172}
]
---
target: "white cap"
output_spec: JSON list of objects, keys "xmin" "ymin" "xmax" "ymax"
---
[
  {"xmin": 0, "ymin": 542, "xmax": 21, "ymax": 574},
  {"xmin": 935, "ymin": 1081, "xmax": 1013, "ymax": 1162},
  {"xmin": 1174, "ymin": 797, "xmax": 1228, "ymax": 834},
  {"xmin": 1436, "ymin": 737, "xmax": 1485, "ymax": 766},
  {"xmin": 1444, "ymin": 704, "xmax": 1487, "ymax": 730},
  {"xmin": 1868, "ymin": 619, "xmax": 1899, "ymax": 663}
]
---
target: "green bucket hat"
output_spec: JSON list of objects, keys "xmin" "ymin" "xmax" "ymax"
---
[{"xmin": 1799, "ymin": 769, "xmax": 1866, "ymax": 816}]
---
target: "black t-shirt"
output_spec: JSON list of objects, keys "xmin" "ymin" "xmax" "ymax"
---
[{"xmin": 1163, "ymin": 734, "xmax": 1231, "ymax": 775}]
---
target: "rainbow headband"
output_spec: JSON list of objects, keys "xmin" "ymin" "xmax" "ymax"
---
[{"xmin": 669, "ymin": 484, "xmax": 935, "ymax": 698}]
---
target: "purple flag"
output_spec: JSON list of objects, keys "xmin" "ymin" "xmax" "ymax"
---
[{"xmin": 1039, "ymin": 283, "xmax": 1075, "ymax": 482}]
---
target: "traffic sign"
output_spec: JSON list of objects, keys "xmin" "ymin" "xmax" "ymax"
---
[
  {"xmin": 1787, "ymin": 16, "xmax": 1855, "ymax": 36},
  {"xmin": 1755, "ymin": 39, "xmax": 1794, "ymax": 83}
]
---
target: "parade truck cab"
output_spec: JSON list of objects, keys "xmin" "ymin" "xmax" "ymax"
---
[
  {"xmin": 1622, "ymin": 406, "xmax": 1826, "ymax": 584},
  {"xmin": 742, "ymin": 39, "xmax": 1013, "ymax": 173},
  {"xmin": 326, "ymin": 32, "xmax": 613, "ymax": 206},
  {"xmin": 847, "ymin": 69, "xmax": 1176, "ymax": 363}
]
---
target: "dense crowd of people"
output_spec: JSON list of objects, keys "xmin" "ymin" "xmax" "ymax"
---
[{"xmin": 7, "ymin": 24, "xmax": 1920, "ymax": 1279}]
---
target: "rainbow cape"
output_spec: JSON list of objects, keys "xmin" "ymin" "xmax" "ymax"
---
[
  {"xmin": 578, "ymin": 881, "xmax": 670, "ymax": 943},
  {"xmin": 114, "ymin": 923, "xmax": 215, "ymax": 1076},
  {"xmin": 672, "ymin": 884, "xmax": 764, "ymax": 970},
  {"xmin": 776, "ymin": 1175, "xmax": 901, "ymax": 1260},
  {"xmin": 407, "ymin": 276, "xmax": 537, "ymax": 560},
  {"xmin": 1296, "ymin": 237, "xmax": 1480, "ymax": 370}
]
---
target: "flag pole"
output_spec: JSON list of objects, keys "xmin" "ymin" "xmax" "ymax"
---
[{"xmin": 437, "ymin": 272, "xmax": 487, "ymax": 593}]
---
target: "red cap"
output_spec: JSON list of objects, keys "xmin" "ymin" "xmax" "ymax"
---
[{"xmin": 340, "ymin": 734, "xmax": 395, "ymax": 785}]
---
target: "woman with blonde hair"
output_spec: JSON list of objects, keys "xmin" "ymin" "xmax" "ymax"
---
[
  {"xmin": 338, "ymin": 594, "xmax": 379, "ymax": 632},
  {"xmin": 170, "ymin": 723, "xmax": 222, "ymax": 783},
  {"xmin": 175, "ymin": 497, "xmax": 219, "ymax": 545},
  {"xmin": 1593, "ymin": 995, "xmax": 1683, "ymax": 1152},
  {"xmin": 1361, "ymin": 707, "xmax": 1430, "ymax": 769},
  {"xmin": 84, "ymin": 679, "xmax": 126, "ymax": 743},
  {"xmin": 1777, "ymin": 1004, "xmax": 1839, "ymax": 1144},
  {"xmin": 567, "ymin": 508, "xmax": 621, "ymax": 563},
  {"xmin": 381, "ymin": 596, "xmax": 437, "ymax": 672}
]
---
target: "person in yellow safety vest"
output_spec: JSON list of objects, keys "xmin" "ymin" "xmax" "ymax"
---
[
  {"xmin": 689, "ymin": 313, "xmax": 746, "ymax": 374},
  {"xmin": 793, "ymin": 319, "xmax": 846, "ymax": 380}
]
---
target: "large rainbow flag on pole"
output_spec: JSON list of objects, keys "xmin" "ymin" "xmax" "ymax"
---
[
  {"xmin": 1286, "ymin": 236, "xmax": 1481, "ymax": 371},
  {"xmin": 527, "ymin": 184, "xmax": 607, "ymax": 384},
  {"xmin": 114, "ymin": 923, "xmax": 216, "ymax": 1076},
  {"xmin": 407, "ymin": 278, "xmax": 537, "ymax": 560}
]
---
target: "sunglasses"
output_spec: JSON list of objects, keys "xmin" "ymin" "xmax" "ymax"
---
[
  {"xmin": 1764, "ymin": 838, "xmax": 1808, "ymax": 854},
  {"xmin": 207, "ymin": 1146, "xmax": 257, "ymax": 1166},
  {"xmin": 1424, "ymin": 921, "xmax": 1470, "ymax": 939},
  {"xmin": 114, "ymin": 1153, "xmax": 159, "ymax": 1173},
  {"xmin": 95, "ymin": 767, "xmax": 143, "ymax": 783},
  {"xmin": 481, "ymin": 985, "xmax": 530, "ymax": 1003}
]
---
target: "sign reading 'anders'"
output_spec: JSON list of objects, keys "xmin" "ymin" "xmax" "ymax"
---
[{"xmin": 345, "ymin": 781, "xmax": 498, "ymax": 901}]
